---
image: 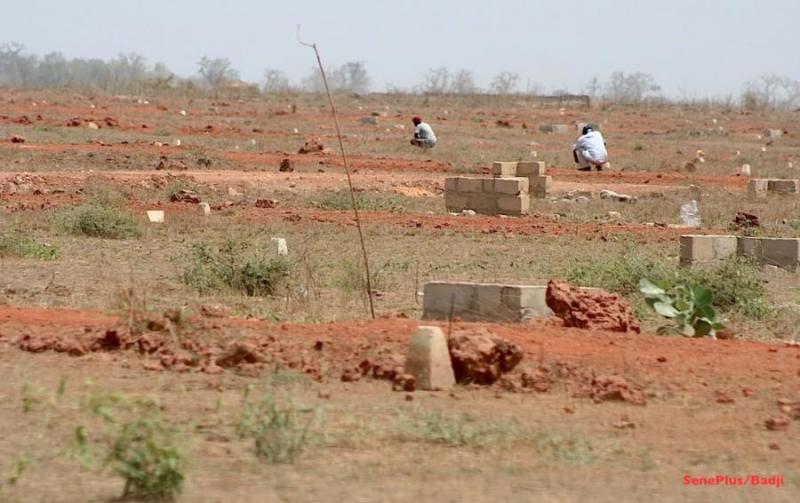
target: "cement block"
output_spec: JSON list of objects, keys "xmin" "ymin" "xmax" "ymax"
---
[
  {"xmin": 467, "ymin": 194, "xmax": 497, "ymax": 212},
  {"xmin": 767, "ymin": 179, "xmax": 799, "ymax": 194},
  {"xmin": 737, "ymin": 237, "xmax": 763, "ymax": 259},
  {"xmin": 764, "ymin": 128, "xmax": 783, "ymax": 138},
  {"xmin": 146, "ymin": 210, "xmax": 164, "ymax": 223},
  {"xmin": 475, "ymin": 284, "xmax": 508, "ymax": 318},
  {"xmin": 493, "ymin": 177, "xmax": 529, "ymax": 195},
  {"xmin": 501, "ymin": 286, "xmax": 553, "ymax": 320},
  {"xmin": 491, "ymin": 161, "xmax": 517, "ymax": 178},
  {"xmin": 497, "ymin": 195, "xmax": 530, "ymax": 215},
  {"xmin": 529, "ymin": 175, "xmax": 553, "ymax": 198},
  {"xmin": 444, "ymin": 193, "xmax": 469, "ymax": 211},
  {"xmin": 679, "ymin": 235, "xmax": 737, "ymax": 265},
  {"xmin": 198, "ymin": 202, "xmax": 211, "ymax": 216},
  {"xmin": 444, "ymin": 177, "xmax": 459, "ymax": 192},
  {"xmin": 457, "ymin": 177, "xmax": 484, "ymax": 194},
  {"xmin": 517, "ymin": 161, "xmax": 546, "ymax": 176},
  {"xmin": 748, "ymin": 179, "xmax": 769, "ymax": 198},
  {"xmin": 422, "ymin": 282, "xmax": 476, "ymax": 320},
  {"xmin": 404, "ymin": 326, "xmax": 455, "ymax": 391},
  {"xmin": 481, "ymin": 178, "xmax": 495, "ymax": 193},
  {"xmin": 738, "ymin": 237, "xmax": 800, "ymax": 271},
  {"xmin": 539, "ymin": 124, "xmax": 571, "ymax": 134}
]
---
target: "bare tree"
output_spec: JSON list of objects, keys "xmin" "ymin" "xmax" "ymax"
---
[
  {"xmin": 262, "ymin": 68, "xmax": 290, "ymax": 92},
  {"xmin": 337, "ymin": 61, "xmax": 370, "ymax": 93},
  {"xmin": 742, "ymin": 74, "xmax": 800, "ymax": 110},
  {"xmin": 604, "ymin": 71, "xmax": 661, "ymax": 104},
  {"xmin": 449, "ymin": 69, "xmax": 478, "ymax": 94},
  {"xmin": 584, "ymin": 76, "xmax": 602, "ymax": 98},
  {"xmin": 417, "ymin": 67, "xmax": 450, "ymax": 94},
  {"xmin": 490, "ymin": 71, "xmax": 519, "ymax": 95},
  {"xmin": 197, "ymin": 57, "xmax": 239, "ymax": 89}
]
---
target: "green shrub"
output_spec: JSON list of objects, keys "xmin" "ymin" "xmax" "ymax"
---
[
  {"xmin": 74, "ymin": 393, "xmax": 186, "ymax": 501},
  {"xmin": 236, "ymin": 383, "xmax": 320, "ymax": 464},
  {"xmin": 317, "ymin": 189, "xmax": 405, "ymax": 213},
  {"xmin": 640, "ymin": 279, "xmax": 723, "ymax": 337},
  {"xmin": 182, "ymin": 242, "xmax": 290, "ymax": 296},
  {"xmin": 563, "ymin": 252, "xmax": 769, "ymax": 320},
  {"xmin": 61, "ymin": 204, "xmax": 140, "ymax": 239},
  {"xmin": 0, "ymin": 232, "xmax": 59, "ymax": 259}
]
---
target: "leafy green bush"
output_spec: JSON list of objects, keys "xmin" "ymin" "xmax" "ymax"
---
[
  {"xmin": 317, "ymin": 189, "xmax": 405, "ymax": 213},
  {"xmin": 73, "ymin": 393, "xmax": 186, "ymax": 501},
  {"xmin": 183, "ymin": 242, "xmax": 290, "ymax": 296},
  {"xmin": 236, "ymin": 383, "xmax": 320, "ymax": 464},
  {"xmin": 640, "ymin": 279, "xmax": 723, "ymax": 337},
  {"xmin": 0, "ymin": 232, "xmax": 59, "ymax": 259},
  {"xmin": 60, "ymin": 203, "xmax": 140, "ymax": 239},
  {"xmin": 563, "ymin": 252, "xmax": 769, "ymax": 320}
]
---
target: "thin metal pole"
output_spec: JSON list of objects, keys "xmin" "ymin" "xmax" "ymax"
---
[{"xmin": 298, "ymin": 26, "xmax": 375, "ymax": 319}]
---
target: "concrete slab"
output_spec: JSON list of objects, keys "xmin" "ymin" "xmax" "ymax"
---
[{"xmin": 679, "ymin": 235, "xmax": 737, "ymax": 265}]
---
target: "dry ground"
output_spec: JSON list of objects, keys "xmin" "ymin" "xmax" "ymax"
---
[{"xmin": 0, "ymin": 89, "xmax": 799, "ymax": 502}]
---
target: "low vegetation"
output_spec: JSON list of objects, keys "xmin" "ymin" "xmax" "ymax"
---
[
  {"xmin": 58, "ymin": 202, "xmax": 140, "ymax": 239},
  {"xmin": 0, "ymin": 232, "xmax": 59, "ymax": 259},
  {"xmin": 182, "ymin": 241, "xmax": 290, "ymax": 296},
  {"xmin": 640, "ymin": 279, "xmax": 723, "ymax": 337},
  {"xmin": 316, "ymin": 189, "xmax": 406, "ymax": 213}
]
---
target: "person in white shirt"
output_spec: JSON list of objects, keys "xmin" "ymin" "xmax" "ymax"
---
[
  {"xmin": 573, "ymin": 125, "xmax": 609, "ymax": 171},
  {"xmin": 410, "ymin": 116, "xmax": 437, "ymax": 148}
]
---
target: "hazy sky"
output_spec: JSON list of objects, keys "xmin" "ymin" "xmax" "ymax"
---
[{"xmin": 5, "ymin": 0, "xmax": 800, "ymax": 97}]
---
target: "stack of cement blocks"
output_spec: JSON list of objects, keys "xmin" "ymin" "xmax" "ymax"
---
[
  {"xmin": 422, "ymin": 281, "xmax": 554, "ymax": 322},
  {"xmin": 444, "ymin": 176, "xmax": 530, "ymax": 215},
  {"xmin": 492, "ymin": 160, "xmax": 552, "ymax": 199},
  {"xmin": 748, "ymin": 179, "xmax": 799, "ymax": 198},
  {"xmin": 680, "ymin": 234, "xmax": 800, "ymax": 271}
]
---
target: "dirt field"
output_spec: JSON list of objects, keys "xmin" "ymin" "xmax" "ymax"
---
[{"xmin": 1, "ymin": 89, "xmax": 798, "ymax": 502}]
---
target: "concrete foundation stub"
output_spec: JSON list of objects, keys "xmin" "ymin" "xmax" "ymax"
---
[
  {"xmin": 679, "ymin": 235, "xmax": 737, "ymax": 265},
  {"xmin": 491, "ymin": 161, "xmax": 518, "ymax": 178},
  {"xmin": 517, "ymin": 161, "xmax": 547, "ymax": 176},
  {"xmin": 404, "ymin": 326, "xmax": 456, "ymax": 391},
  {"xmin": 748, "ymin": 179, "xmax": 769, "ymax": 198}
]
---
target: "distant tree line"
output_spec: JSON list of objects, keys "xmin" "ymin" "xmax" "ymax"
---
[{"xmin": 2, "ymin": 42, "xmax": 798, "ymax": 110}]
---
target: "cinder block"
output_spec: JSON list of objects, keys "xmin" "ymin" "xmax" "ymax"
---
[
  {"xmin": 467, "ymin": 194, "xmax": 497, "ymax": 212},
  {"xmin": 493, "ymin": 177, "xmax": 529, "ymax": 195},
  {"xmin": 491, "ymin": 161, "xmax": 518, "ymax": 178},
  {"xmin": 539, "ymin": 124, "xmax": 570, "ymax": 134},
  {"xmin": 198, "ymin": 202, "xmax": 211, "ymax": 216},
  {"xmin": 475, "ymin": 284, "xmax": 508, "ymax": 318},
  {"xmin": 422, "ymin": 282, "xmax": 476, "ymax": 320},
  {"xmin": 444, "ymin": 177, "xmax": 459, "ymax": 192},
  {"xmin": 457, "ymin": 177, "xmax": 484, "ymax": 193},
  {"xmin": 517, "ymin": 161, "xmax": 546, "ymax": 176},
  {"xmin": 764, "ymin": 129, "xmax": 783, "ymax": 138},
  {"xmin": 146, "ymin": 210, "xmax": 164, "ymax": 223},
  {"xmin": 679, "ymin": 235, "xmax": 737, "ymax": 265},
  {"xmin": 497, "ymin": 194, "xmax": 530, "ymax": 215},
  {"xmin": 444, "ymin": 193, "xmax": 469, "ymax": 211},
  {"xmin": 482, "ymin": 178, "xmax": 495, "ymax": 193},
  {"xmin": 737, "ymin": 237, "xmax": 762, "ymax": 259},
  {"xmin": 529, "ymin": 175, "xmax": 552, "ymax": 198},
  {"xmin": 767, "ymin": 179, "xmax": 799, "ymax": 194},
  {"xmin": 751, "ymin": 238, "xmax": 800, "ymax": 271},
  {"xmin": 404, "ymin": 326, "xmax": 456, "ymax": 391},
  {"xmin": 748, "ymin": 179, "xmax": 769, "ymax": 198},
  {"xmin": 501, "ymin": 286, "xmax": 553, "ymax": 320}
]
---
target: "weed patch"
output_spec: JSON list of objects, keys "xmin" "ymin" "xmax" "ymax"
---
[
  {"xmin": 316, "ymin": 189, "xmax": 406, "ymax": 213},
  {"xmin": 59, "ymin": 203, "xmax": 140, "ymax": 239},
  {"xmin": 0, "ymin": 232, "xmax": 59, "ymax": 260}
]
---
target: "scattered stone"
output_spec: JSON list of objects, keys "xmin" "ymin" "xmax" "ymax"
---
[
  {"xmin": 146, "ymin": 210, "xmax": 165, "ymax": 223},
  {"xmin": 170, "ymin": 189, "xmax": 201, "ymax": 204},
  {"xmin": 279, "ymin": 158, "xmax": 294, "ymax": 172},
  {"xmin": 10, "ymin": 135, "xmax": 25, "ymax": 144},
  {"xmin": 520, "ymin": 367, "xmax": 551, "ymax": 392},
  {"xmin": 607, "ymin": 211, "xmax": 622, "ymax": 221},
  {"xmin": 227, "ymin": 187, "xmax": 241, "ymax": 197},
  {"xmin": 200, "ymin": 304, "xmax": 230, "ymax": 318},
  {"xmin": 733, "ymin": 211, "xmax": 760, "ymax": 229},
  {"xmin": 255, "ymin": 199, "xmax": 277, "ymax": 209},
  {"xmin": 404, "ymin": 326, "xmax": 455, "ymax": 390},
  {"xmin": 87, "ymin": 121, "xmax": 100, "ymax": 130},
  {"xmin": 612, "ymin": 418, "xmax": 637, "ymax": 429},
  {"xmin": 197, "ymin": 157, "xmax": 213, "ymax": 167},
  {"xmin": 392, "ymin": 373, "xmax": 416, "ymax": 392},
  {"xmin": 563, "ymin": 405, "xmax": 575, "ymax": 414},
  {"xmin": 448, "ymin": 329, "xmax": 523, "ymax": 385},
  {"xmin": 599, "ymin": 189, "xmax": 637, "ymax": 203},
  {"xmin": 546, "ymin": 280, "xmax": 641, "ymax": 333},
  {"xmin": 198, "ymin": 202, "xmax": 211, "ymax": 216},
  {"xmin": 216, "ymin": 342, "xmax": 261, "ymax": 368},
  {"xmin": 586, "ymin": 375, "xmax": 647, "ymax": 405},
  {"xmin": 360, "ymin": 116, "xmax": 379, "ymax": 125},
  {"xmin": 765, "ymin": 415, "xmax": 790, "ymax": 431},
  {"xmin": 298, "ymin": 137, "xmax": 326, "ymax": 154},
  {"xmin": 715, "ymin": 391, "xmax": 735, "ymax": 404}
]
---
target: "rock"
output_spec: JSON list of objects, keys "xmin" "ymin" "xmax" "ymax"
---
[
  {"xmin": 587, "ymin": 375, "xmax": 647, "ymax": 405},
  {"xmin": 404, "ymin": 326, "xmax": 456, "ymax": 390},
  {"xmin": 607, "ymin": 211, "xmax": 622, "ymax": 221},
  {"xmin": 733, "ymin": 211, "xmax": 759, "ymax": 229},
  {"xmin": 200, "ymin": 304, "xmax": 230, "ymax": 318},
  {"xmin": 279, "ymin": 158, "xmax": 294, "ymax": 172},
  {"xmin": 599, "ymin": 189, "xmax": 637, "ymax": 203},
  {"xmin": 546, "ymin": 280, "xmax": 640, "ymax": 333},
  {"xmin": 255, "ymin": 199, "xmax": 277, "ymax": 209},
  {"xmin": 10, "ymin": 135, "xmax": 25, "ymax": 143},
  {"xmin": 87, "ymin": 121, "xmax": 100, "ymax": 130},
  {"xmin": 520, "ymin": 367, "xmax": 551, "ymax": 392},
  {"xmin": 447, "ymin": 329, "xmax": 523, "ymax": 385},
  {"xmin": 298, "ymin": 137, "xmax": 325, "ymax": 154},
  {"xmin": 227, "ymin": 187, "xmax": 241, "ymax": 197},
  {"xmin": 765, "ymin": 415, "xmax": 790, "ymax": 431},
  {"xmin": 216, "ymin": 342, "xmax": 262, "ymax": 368},
  {"xmin": 170, "ymin": 189, "xmax": 201, "ymax": 204},
  {"xmin": 715, "ymin": 391, "xmax": 735, "ymax": 404},
  {"xmin": 392, "ymin": 373, "xmax": 416, "ymax": 392},
  {"xmin": 360, "ymin": 116, "xmax": 379, "ymax": 125}
]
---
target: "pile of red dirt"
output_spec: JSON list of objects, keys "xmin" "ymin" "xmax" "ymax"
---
[
  {"xmin": 546, "ymin": 280, "xmax": 640, "ymax": 333},
  {"xmin": 448, "ymin": 328, "xmax": 523, "ymax": 384}
]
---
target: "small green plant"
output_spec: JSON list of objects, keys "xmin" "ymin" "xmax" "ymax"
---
[
  {"xmin": 73, "ymin": 393, "xmax": 186, "ymax": 501},
  {"xmin": 317, "ymin": 189, "xmax": 405, "ymax": 213},
  {"xmin": 236, "ymin": 383, "xmax": 321, "ymax": 464},
  {"xmin": 182, "ymin": 241, "xmax": 290, "ymax": 296},
  {"xmin": 60, "ymin": 203, "xmax": 140, "ymax": 239},
  {"xmin": 399, "ymin": 410, "xmax": 528, "ymax": 447},
  {"xmin": 0, "ymin": 232, "xmax": 59, "ymax": 259},
  {"xmin": 639, "ymin": 278, "xmax": 724, "ymax": 337}
]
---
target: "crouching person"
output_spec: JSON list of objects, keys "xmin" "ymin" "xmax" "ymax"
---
[
  {"xmin": 573, "ymin": 125, "xmax": 609, "ymax": 171},
  {"xmin": 410, "ymin": 116, "xmax": 437, "ymax": 148}
]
